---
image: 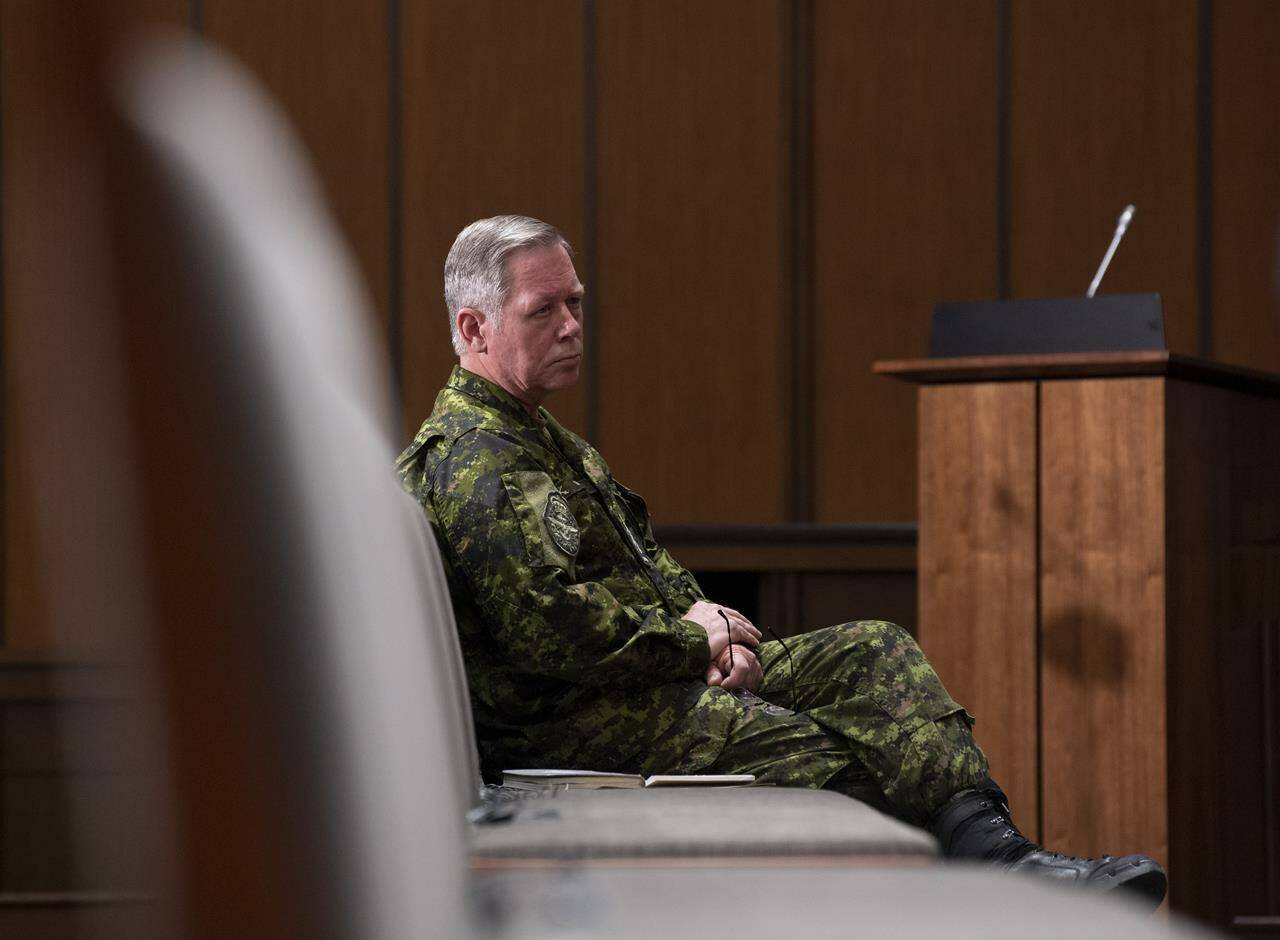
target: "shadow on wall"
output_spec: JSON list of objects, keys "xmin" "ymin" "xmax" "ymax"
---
[{"xmin": 1041, "ymin": 606, "xmax": 1130, "ymax": 686}]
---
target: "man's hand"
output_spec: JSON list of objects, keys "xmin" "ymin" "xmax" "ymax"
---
[
  {"xmin": 682, "ymin": 600, "xmax": 762, "ymax": 661},
  {"xmin": 705, "ymin": 644, "xmax": 763, "ymax": 691}
]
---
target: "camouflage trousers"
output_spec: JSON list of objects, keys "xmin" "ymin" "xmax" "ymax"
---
[{"xmin": 639, "ymin": 621, "xmax": 989, "ymax": 826}]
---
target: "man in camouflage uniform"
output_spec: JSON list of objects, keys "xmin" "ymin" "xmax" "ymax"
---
[{"xmin": 397, "ymin": 215, "xmax": 1166, "ymax": 905}]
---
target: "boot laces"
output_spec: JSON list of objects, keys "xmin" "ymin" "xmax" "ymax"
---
[{"xmin": 980, "ymin": 797, "xmax": 1036, "ymax": 863}]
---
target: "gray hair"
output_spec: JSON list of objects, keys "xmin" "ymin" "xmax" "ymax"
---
[{"xmin": 443, "ymin": 215, "xmax": 573, "ymax": 355}]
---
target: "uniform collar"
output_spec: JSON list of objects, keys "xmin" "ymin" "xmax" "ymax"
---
[{"xmin": 447, "ymin": 366, "xmax": 548, "ymax": 430}]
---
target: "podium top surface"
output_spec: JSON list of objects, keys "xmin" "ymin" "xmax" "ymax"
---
[{"xmin": 873, "ymin": 350, "xmax": 1280, "ymax": 398}]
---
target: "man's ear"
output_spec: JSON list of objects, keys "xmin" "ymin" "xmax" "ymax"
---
[{"xmin": 456, "ymin": 307, "xmax": 487, "ymax": 352}]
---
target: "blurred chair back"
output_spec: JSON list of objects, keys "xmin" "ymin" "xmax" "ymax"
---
[
  {"xmin": 68, "ymin": 36, "xmax": 469, "ymax": 938},
  {"xmin": 401, "ymin": 495, "xmax": 485, "ymax": 812}
]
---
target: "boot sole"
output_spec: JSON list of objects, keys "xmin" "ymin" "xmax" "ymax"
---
[{"xmin": 1104, "ymin": 865, "xmax": 1168, "ymax": 913}]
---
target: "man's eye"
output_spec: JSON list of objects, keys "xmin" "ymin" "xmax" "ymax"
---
[
  {"xmin": 534, "ymin": 305, "xmax": 552, "ymax": 316},
  {"xmin": 567, "ymin": 296, "xmax": 582, "ymax": 307}
]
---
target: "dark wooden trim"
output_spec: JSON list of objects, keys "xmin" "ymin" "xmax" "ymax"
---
[
  {"xmin": 658, "ymin": 520, "xmax": 916, "ymax": 576},
  {"xmin": 758, "ymin": 570, "xmax": 805, "ymax": 636},
  {"xmin": 876, "ymin": 350, "xmax": 1280, "ymax": 397},
  {"xmin": 583, "ymin": 0, "xmax": 599, "ymax": 444},
  {"xmin": 0, "ymin": 891, "xmax": 155, "ymax": 908},
  {"xmin": 785, "ymin": 0, "xmax": 815, "ymax": 522},
  {"xmin": 996, "ymin": 0, "xmax": 1011, "ymax": 300},
  {"xmin": 386, "ymin": 0, "xmax": 404, "ymax": 436},
  {"xmin": 0, "ymin": 5, "xmax": 6, "ymax": 649},
  {"xmin": 655, "ymin": 523, "xmax": 916, "ymax": 546},
  {"xmin": 189, "ymin": 0, "xmax": 203, "ymax": 33},
  {"xmin": 1233, "ymin": 915, "xmax": 1280, "ymax": 931},
  {"xmin": 0, "ymin": 657, "xmax": 133, "ymax": 702},
  {"xmin": 673, "ymin": 544, "xmax": 914, "ymax": 573},
  {"xmin": 1196, "ymin": 0, "xmax": 1214, "ymax": 359},
  {"xmin": 1265, "ymin": 618, "xmax": 1279, "ymax": 914}
]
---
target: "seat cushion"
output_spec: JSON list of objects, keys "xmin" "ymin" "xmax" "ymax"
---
[
  {"xmin": 469, "ymin": 786, "xmax": 936, "ymax": 860},
  {"xmin": 474, "ymin": 864, "xmax": 1215, "ymax": 939}
]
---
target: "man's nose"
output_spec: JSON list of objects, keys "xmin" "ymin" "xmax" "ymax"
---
[{"xmin": 559, "ymin": 306, "xmax": 582, "ymax": 339}]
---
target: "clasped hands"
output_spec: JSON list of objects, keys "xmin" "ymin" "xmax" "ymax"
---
[{"xmin": 682, "ymin": 600, "xmax": 764, "ymax": 692}]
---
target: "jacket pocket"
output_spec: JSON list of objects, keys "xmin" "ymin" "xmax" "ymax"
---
[{"xmin": 500, "ymin": 471, "xmax": 578, "ymax": 578}]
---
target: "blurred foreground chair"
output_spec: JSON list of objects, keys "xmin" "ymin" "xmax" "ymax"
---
[
  {"xmin": 10, "ymin": 33, "xmax": 1218, "ymax": 939},
  {"xmin": 46, "ymin": 35, "xmax": 468, "ymax": 938}
]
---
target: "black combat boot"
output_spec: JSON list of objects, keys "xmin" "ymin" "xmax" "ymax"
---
[{"xmin": 931, "ymin": 779, "xmax": 1167, "ymax": 910}]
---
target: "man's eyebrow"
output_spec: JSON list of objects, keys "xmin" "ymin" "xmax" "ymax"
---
[{"xmin": 527, "ymin": 285, "xmax": 586, "ymax": 307}]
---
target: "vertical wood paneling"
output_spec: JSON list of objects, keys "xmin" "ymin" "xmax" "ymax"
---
[
  {"xmin": 1, "ymin": 4, "xmax": 80, "ymax": 653},
  {"xmin": 202, "ymin": 1, "xmax": 390, "ymax": 334},
  {"xmin": 2, "ymin": 0, "xmax": 183, "ymax": 651},
  {"xmin": 1010, "ymin": 0, "xmax": 1199, "ymax": 353},
  {"xmin": 1225, "ymin": 393, "xmax": 1280, "ymax": 921},
  {"xmin": 1164, "ymin": 378, "xmax": 1232, "ymax": 920},
  {"xmin": 400, "ymin": 0, "xmax": 586, "ymax": 441},
  {"xmin": 1211, "ymin": 0, "xmax": 1280, "ymax": 373},
  {"xmin": 813, "ymin": 0, "xmax": 1000, "ymax": 524},
  {"xmin": 595, "ymin": 0, "xmax": 788, "ymax": 524},
  {"xmin": 785, "ymin": 0, "xmax": 813, "ymax": 521},
  {"xmin": 917, "ymin": 382, "xmax": 1038, "ymax": 836},
  {"xmin": 1225, "ymin": 558, "xmax": 1279, "ymax": 922},
  {"xmin": 1039, "ymin": 378, "xmax": 1167, "ymax": 867}
]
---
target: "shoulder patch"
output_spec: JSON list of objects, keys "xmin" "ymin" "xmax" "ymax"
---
[
  {"xmin": 543, "ymin": 491, "xmax": 580, "ymax": 556},
  {"xmin": 499, "ymin": 471, "xmax": 578, "ymax": 575}
]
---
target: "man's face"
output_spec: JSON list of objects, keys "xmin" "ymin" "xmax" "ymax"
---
[{"xmin": 476, "ymin": 244, "xmax": 584, "ymax": 409}]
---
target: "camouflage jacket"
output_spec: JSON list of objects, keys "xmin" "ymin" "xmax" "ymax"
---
[{"xmin": 397, "ymin": 367, "xmax": 710, "ymax": 781}]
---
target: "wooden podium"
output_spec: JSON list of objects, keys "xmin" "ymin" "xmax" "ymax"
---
[{"xmin": 877, "ymin": 351, "xmax": 1280, "ymax": 931}]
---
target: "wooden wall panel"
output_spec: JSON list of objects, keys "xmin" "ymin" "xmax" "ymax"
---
[
  {"xmin": 595, "ymin": 0, "xmax": 787, "ymax": 524},
  {"xmin": 400, "ymin": 0, "xmax": 586, "ymax": 441},
  {"xmin": 1226, "ymin": 547, "xmax": 1280, "ymax": 923},
  {"xmin": 917, "ymin": 382, "xmax": 1038, "ymax": 836},
  {"xmin": 797, "ymin": 571, "xmax": 917, "ymax": 638},
  {"xmin": 1211, "ymin": 1, "xmax": 1280, "ymax": 373},
  {"xmin": 1039, "ymin": 378, "xmax": 1167, "ymax": 868},
  {"xmin": 2, "ymin": 0, "xmax": 184, "ymax": 652},
  {"xmin": 202, "ymin": 1, "xmax": 390, "ymax": 334},
  {"xmin": 1164, "ymin": 379, "xmax": 1233, "ymax": 920},
  {"xmin": 1010, "ymin": 0, "xmax": 1199, "ymax": 354},
  {"xmin": 813, "ymin": 0, "xmax": 999, "ymax": 523}
]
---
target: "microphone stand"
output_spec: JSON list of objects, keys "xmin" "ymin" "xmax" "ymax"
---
[{"xmin": 1087, "ymin": 204, "xmax": 1136, "ymax": 298}]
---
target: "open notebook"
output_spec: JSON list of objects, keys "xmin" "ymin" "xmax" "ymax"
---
[{"xmin": 502, "ymin": 769, "xmax": 756, "ymax": 790}]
